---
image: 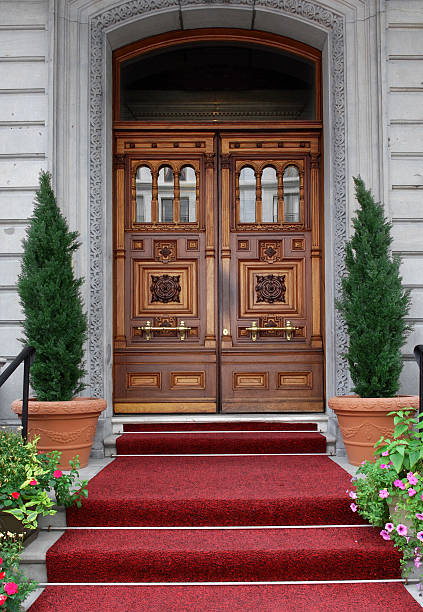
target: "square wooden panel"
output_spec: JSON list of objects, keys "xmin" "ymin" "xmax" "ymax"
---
[
  {"xmin": 170, "ymin": 372, "xmax": 206, "ymax": 389},
  {"xmin": 127, "ymin": 372, "xmax": 161, "ymax": 389},
  {"xmin": 186, "ymin": 239, "xmax": 199, "ymax": 251},
  {"xmin": 133, "ymin": 261, "xmax": 197, "ymax": 316},
  {"xmin": 277, "ymin": 371, "xmax": 313, "ymax": 389},
  {"xmin": 239, "ymin": 260, "xmax": 304, "ymax": 317},
  {"xmin": 132, "ymin": 240, "xmax": 144, "ymax": 251},
  {"xmin": 233, "ymin": 372, "xmax": 268, "ymax": 390},
  {"xmin": 237, "ymin": 239, "xmax": 250, "ymax": 251},
  {"xmin": 292, "ymin": 238, "xmax": 305, "ymax": 251}
]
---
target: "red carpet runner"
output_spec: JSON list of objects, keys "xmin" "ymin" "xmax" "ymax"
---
[{"xmin": 30, "ymin": 421, "xmax": 421, "ymax": 611}]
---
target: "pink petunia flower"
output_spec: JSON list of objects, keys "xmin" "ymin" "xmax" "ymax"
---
[
  {"xmin": 380, "ymin": 530, "xmax": 391, "ymax": 541},
  {"xmin": 350, "ymin": 502, "xmax": 357, "ymax": 512},
  {"xmin": 409, "ymin": 488, "xmax": 417, "ymax": 497},
  {"xmin": 385, "ymin": 523, "xmax": 394, "ymax": 532},
  {"xmin": 397, "ymin": 524, "xmax": 408, "ymax": 536},
  {"xmin": 29, "ymin": 479, "xmax": 37, "ymax": 486},
  {"xmin": 394, "ymin": 480, "xmax": 406, "ymax": 490},
  {"xmin": 0, "ymin": 556, "xmax": 2, "ymax": 565},
  {"xmin": 380, "ymin": 464, "xmax": 387, "ymax": 469},
  {"xmin": 415, "ymin": 557, "xmax": 422, "ymax": 568},
  {"xmin": 407, "ymin": 472, "xmax": 418, "ymax": 486},
  {"xmin": 379, "ymin": 489, "xmax": 389, "ymax": 499},
  {"xmin": 417, "ymin": 531, "xmax": 423, "ymax": 542},
  {"xmin": 11, "ymin": 492, "xmax": 19, "ymax": 500},
  {"xmin": 53, "ymin": 470, "xmax": 62, "ymax": 478},
  {"xmin": 381, "ymin": 451, "xmax": 389, "ymax": 456},
  {"xmin": 417, "ymin": 513, "xmax": 423, "ymax": 520},
  {"xmin": 361, "ymin": 461, "xmax": 366, "ymax": 466},
  {"xmin": 4, "ymin": 583, "xmax": 18, "ymax": 595},
  {"xmin": 415, "ymin": 547, "xmax": 421, "ymax": 555},
  {"xmin": 349, "ymin": 491, "xmax": 357, "ymax": 499}
]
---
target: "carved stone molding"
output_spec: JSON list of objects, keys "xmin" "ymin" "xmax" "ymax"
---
[{"xmin": 88, "ymin": 0, "xmax": 347, "ymax": 398}]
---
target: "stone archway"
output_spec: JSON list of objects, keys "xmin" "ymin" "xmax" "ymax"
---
[{"xmin": 86, "ymin": 0, "xmax": 348, "ymax": 414}]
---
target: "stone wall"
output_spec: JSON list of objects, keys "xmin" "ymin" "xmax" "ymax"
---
[
  {"xmin": 0, "ymin": 0, "xmax": 422, "ymax": 442},
  {"xmin": 0, "ymin": 0, "xmax": 49, "ymax": 424},
  {"xmin": 386, "ymin": 0, "xmax": 423, "ymax": 395}
]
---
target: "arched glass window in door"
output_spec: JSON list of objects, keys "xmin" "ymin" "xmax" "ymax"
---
[
  {"xmin": 135, "ymin": 166, "xmax": 152, "ymax": 223},
  {"xmin": 179, "ymin": 165, "xmax": 197, "ymax": 222},
  {"xmin": 283, "ymin": 165, "xmax": 300, "ymax": 223},
  {"xmin": 239, "ymin": 166, "xmax": 256, "ymax": 223},
  {"xmin": 158, "ymin": 166, "xmax": 174, "ymax": 223},
  {"xmin": 261, "ymin": 166, "xmax": 278, "ymax": 223}
]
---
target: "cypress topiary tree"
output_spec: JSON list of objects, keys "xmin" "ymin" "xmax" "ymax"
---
[
  {"xmin": 337, "ymin": 177, "xmax": 411, "ymax": 397},
  {"xmin": 18, "ymin": 171, "xmax": 87, "ymax": 401}
]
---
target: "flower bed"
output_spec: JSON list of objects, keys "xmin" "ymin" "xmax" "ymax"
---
[{"xmin": 348, "ymin": 409, "xmax": 423, "ymax": 584}]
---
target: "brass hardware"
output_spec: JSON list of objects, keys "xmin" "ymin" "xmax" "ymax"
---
[
  {"xmin": 246, "ymin": 320, "xmax": 298, "ymax": 342},
  {"xmin": 137, "ymin": 320, "xmax": 191, "ymax": 342},
  {"xmin": 222, "ymin": 328, "xmax": 229, "ymax": 336}
]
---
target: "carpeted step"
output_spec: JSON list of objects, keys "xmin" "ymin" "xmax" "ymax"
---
[
  {"xmin": 46, "ymin": 527, "xmax": 401, "ymax": 583},
  {"xmin": 116, "ymin": 431, "xmax": 326, "ymax": 455},
  {"xmin": 122, "ymin": 422, "xmax": 319, "ymax": 432},
  {"xmin": 29, "ymin": 583, "xmax": 422, "ymax": 612},
  {"xmin": 67, "ymin": 455, "xmax": 363, "ymax": 527}
]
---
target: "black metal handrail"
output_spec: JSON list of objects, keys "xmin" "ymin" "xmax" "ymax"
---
[
  {"xmin": 414, "ymin": 345, "xmax": 423, "ymax": 416},
  {"xmin": 0, "ymin": 345, "xmax": 36, "ymax": 441}
]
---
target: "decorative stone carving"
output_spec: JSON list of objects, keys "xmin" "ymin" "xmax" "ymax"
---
[
  {"xmin": 255, "ymin": 274, "xmax": 286, "ymax": 304},
  {"xmin": 150, "ymin": 274, "xmax": 181, "ymax": 303},
  {"xmin": 87, "ymin": 0, "xmax": 347, "ymax": 400}
]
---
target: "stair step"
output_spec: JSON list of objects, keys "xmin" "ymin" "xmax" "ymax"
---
[
  {"xmin": 29, "ymin": 582, "xmax": 421, "ymax": 612},
  {"xmin": 122, "ymin": 422, "xmax": 319, "ymax": 432},
  {"xmin": 46, "ymin": 527, "xmax": 401, "ymax": 583},
  {"xmin": 116, "ymin": 431, "xmax": 326, "ymax": 455},
  {"xmin": 66, "ymin": 455, "xmax": 361, "ymax": 527}
]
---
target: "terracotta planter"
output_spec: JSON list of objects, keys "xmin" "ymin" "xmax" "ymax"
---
[
  {"xmin": 328, "ymin": 395, "xmax": 419, "ymax": 466},
  {"xmin": 11, "ymin": 397, "xmax": 106, "ymax": 469}
]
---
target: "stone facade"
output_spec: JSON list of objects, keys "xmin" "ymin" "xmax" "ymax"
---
[{"xmin": 0, "ymin": 0, "xmax": 422, "ymax": 455}]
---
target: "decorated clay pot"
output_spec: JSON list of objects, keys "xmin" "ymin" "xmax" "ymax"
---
[
  {"xmin": 11, "ymin": 397, "xmax": 106, "ymax": 468},
  {"xmin": 328, "ymin": 395, "xmax": 419, "ymax": 466}
]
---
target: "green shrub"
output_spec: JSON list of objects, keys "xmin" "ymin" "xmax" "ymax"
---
[
  {"xmin": 17, "ymin": 171, "xmax": 87, "ymax": 401},
  {"xmin": 337, "ymin": 177, "xmax": 411, "ymax": 397}
]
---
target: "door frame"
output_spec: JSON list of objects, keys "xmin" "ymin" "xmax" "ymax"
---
[{"xmin": 112, "ymin": 28, "xmax": 324, "ymax": 414}]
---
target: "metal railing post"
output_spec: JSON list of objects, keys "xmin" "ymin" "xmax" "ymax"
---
[
  {"xmin": 22, "ymin": 353, "xmax": 30, "ymax": 442},
  {"xmin": 0, "ymin": 345, "xmax": 35, "ymax": 441},
  {"xmin": 413, "ymin": 345, "xmax": 423, "ymax": 416}
]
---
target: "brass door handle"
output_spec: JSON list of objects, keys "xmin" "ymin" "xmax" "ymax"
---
[
  {"xmin": 137, "ymin": 320, "xmax": 191, "ymax": 341},
  {"xmin": 246, "ymin": 320, "xmax": 298, "ymax": 342}
]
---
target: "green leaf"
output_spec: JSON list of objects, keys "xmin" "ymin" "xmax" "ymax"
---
[
  {"xmin": 408, "ymin": 450, "xmax": 420, "ymax": 469},
  {"xmin": 394, "ymin": 423, "xmax": 409, "ymax": 437},
  {"xmin": 390, "ymin": 452, "xmax": 404, "ymax": 472}
]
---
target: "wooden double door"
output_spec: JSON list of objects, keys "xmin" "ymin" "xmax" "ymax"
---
[{"xmin": 113, "ymin": 130, "xmax": 324, "ymax": 413}]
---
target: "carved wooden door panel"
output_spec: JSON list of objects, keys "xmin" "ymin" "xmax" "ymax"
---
[
  {"xmin": 113, "ymin": 130, "xmax": 324, "ymax": 414},
  {"xmin": 219, "ymin": 133, "xmax": 324, "ymax": 412},
  {"xmin": 113, "ymin": 132, "xmax": 218, "ymax": 413}
]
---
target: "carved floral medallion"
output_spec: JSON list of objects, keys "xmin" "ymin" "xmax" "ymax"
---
[
  {"xmin": 255, "ymin": 274, "xmax": 286, "ymax": 304},
  {"xmin": 150, "ymin": 274, "xmax": 181, "ymax": 303}
]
